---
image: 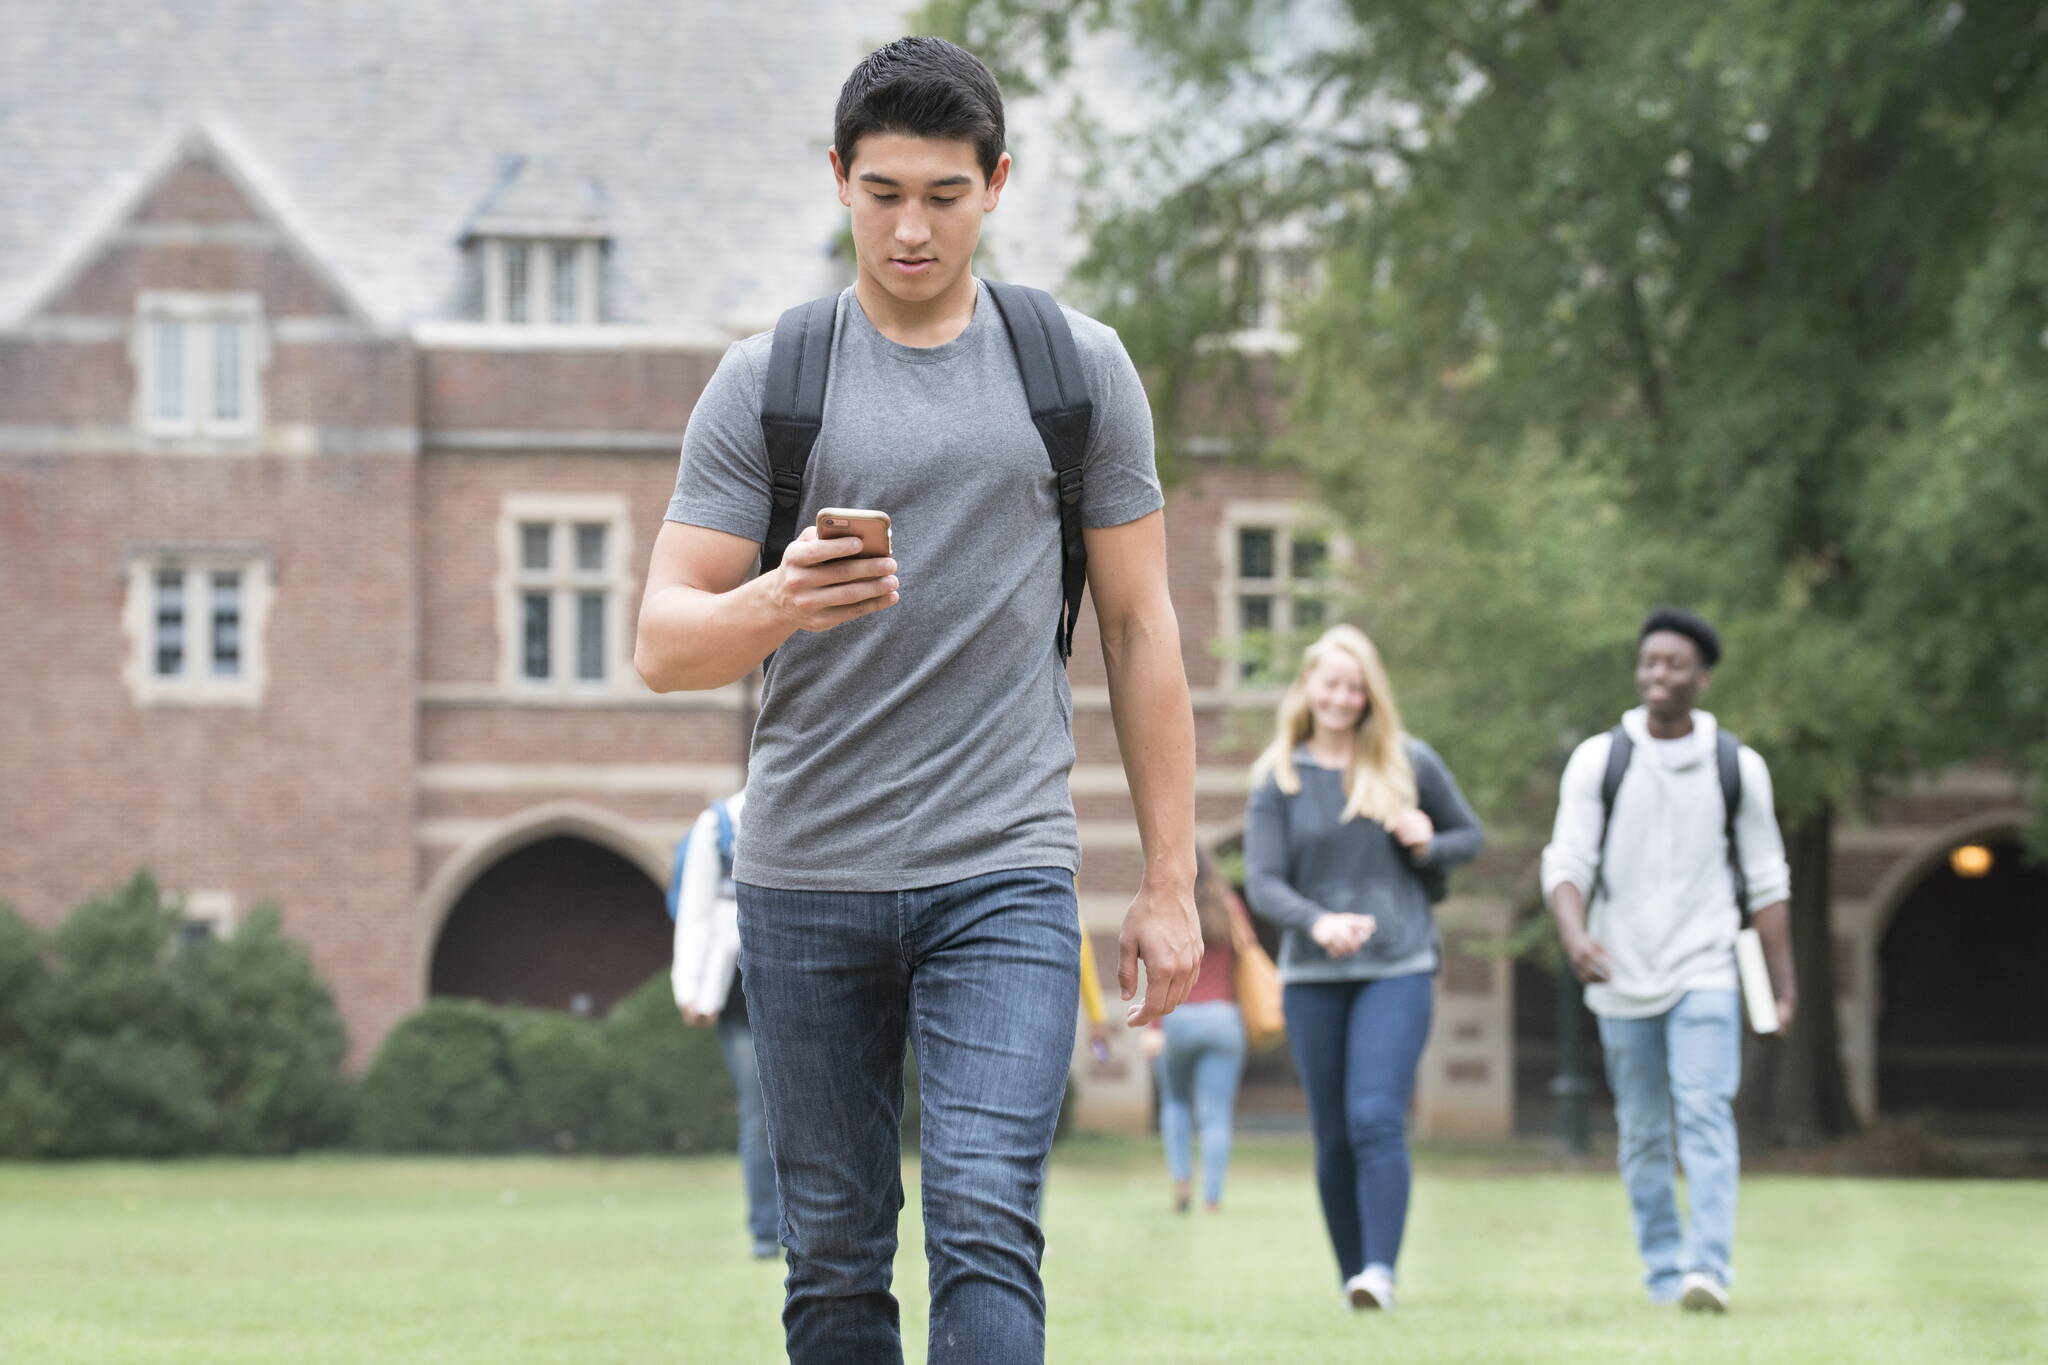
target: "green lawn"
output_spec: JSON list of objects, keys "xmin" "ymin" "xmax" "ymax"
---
[{"xmin": 1, "ymin": 1138, "xmax": 2042, "ymax": 1363}]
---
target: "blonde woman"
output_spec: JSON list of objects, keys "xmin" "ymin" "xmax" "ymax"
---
[{"xmin": 1243, "ymin": 625, "xmax": 1484, "ymax": 1311}]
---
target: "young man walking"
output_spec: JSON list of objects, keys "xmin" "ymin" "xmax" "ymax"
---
[
  {"xmin": 635, "ymin": 37, "xmax": 1200, "ymax": 1365},
  {"xmin": 669, "ymin": 788, "xmax": 781, "ymax": 1261},
  {"xmin": 1541, "ymin": 608, "xmax": 1796, "ymax": 1313}
]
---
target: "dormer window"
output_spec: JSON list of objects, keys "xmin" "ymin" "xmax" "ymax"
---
[
  {"xmin": 482, "ymin": 237, "xmax": 602, "ymax": 325},
  {"xmin": 463, "ymin": 155, "xmax": 610, "ymax": 326}
]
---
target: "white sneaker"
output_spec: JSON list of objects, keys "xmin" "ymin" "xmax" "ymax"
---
[
  {"xmin": 1679, "ymin": 1271, "xmax": 1729, "ymax": 1313},
  {"xmin": 1344, "ymin": 1265, "xmax": 1396, "ymax": 1311}
]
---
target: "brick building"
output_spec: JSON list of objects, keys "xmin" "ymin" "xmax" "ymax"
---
[{"xmin": 3, "ymin": 3, "xmax": 2039, "ymax": 1139}]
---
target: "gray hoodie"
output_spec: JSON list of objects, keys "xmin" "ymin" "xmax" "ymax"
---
[{"xmin": 1244, "ymin": 737, "xmax": 1485, "ymax": 983}]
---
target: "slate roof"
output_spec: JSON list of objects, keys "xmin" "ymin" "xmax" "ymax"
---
[{"xmin": 0, "ymin": 0, "xmax": 1111, "ymax": 339}]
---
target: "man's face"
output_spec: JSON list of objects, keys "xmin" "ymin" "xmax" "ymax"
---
[
  {"xmin": 831, "ymin": 133, "xmax": 1008, "ymax": 309},
  {"xmin": 1635, "ymin": 630, "xmax": 1710, "ymax": 718}
]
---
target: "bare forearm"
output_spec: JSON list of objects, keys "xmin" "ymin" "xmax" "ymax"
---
[
  {"xmin": 1102, "ymin": 613, "xmax": 1196, "ymax": 893},
  {"xmin": 1549, "ymin": 882, "xmax": 1589, "ymax": 941},
  {"xmin": 635, "ymin": 574, "xmax": 795, "ymax": 692}
]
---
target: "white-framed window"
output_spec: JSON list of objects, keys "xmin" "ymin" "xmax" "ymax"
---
[
  {"xmin": 178, "ymin": 891, "xmax": 237, "ymax": 949},
  {"xmin": 482, "ymin": 238, "xmax": 602, "ymax": 325},
  {"xmin": 131, "ymin": 291, "xmax": 268, "ymax": 445},
  {"xmin": 496, "ymin": 494, "xmax": 633, "ymax": 692},
  {"xmin": 1224, "ymin": 246, "xmax": 1321, "ymax": 353},
  {"xmin": 1218, "ymin": 506, "xmax": 1335, "ymax": 687},
  {"xmin": 122, "ymin": 551, "xmax": 274, "ymax": 706}
]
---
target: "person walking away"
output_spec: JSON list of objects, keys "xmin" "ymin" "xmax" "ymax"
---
[
  {"xmin": 634, "ymin": 37, "xmax": 1200, "ymax": 1365},
  {"xmin": 1242, "ymin": 624, "xmax": 1485, "ymax": 1312},
  {"xmin": 1542, "ymin": 607, "xmax": 1796, "ymax": 1313},
  {"xmin": 1140, "ymin": 846, "xmax": 1250, "ymax": 1213},
  {"xmin": 671, "ymin": 788, "xmax": 781, "ymax": 1260}
]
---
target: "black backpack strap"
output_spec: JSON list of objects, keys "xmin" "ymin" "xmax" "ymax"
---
[
  {"xmin": 985, "ymin": 280, "xmax": 1094, "ymax": 661},
  {"xmin": 1589, "ymin": 725, "xmax": 1633, "ymax": 905},
  {"xmin": 1717, "ymin": 728, "xmax": 1750, "ymax": 927},
  {"xmin": 758, "ymin": 294, "xmax": 839, "ymax": 579}
]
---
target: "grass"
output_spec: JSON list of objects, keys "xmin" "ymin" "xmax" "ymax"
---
[{"xmin": 1, "ymin": 1137, "xmax": 2043, "ymax": 1363}]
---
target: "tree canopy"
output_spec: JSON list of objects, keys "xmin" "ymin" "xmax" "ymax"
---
[{"xmin": 930, "ymin": 0, "xmax": 2048, "ymax": 1137}]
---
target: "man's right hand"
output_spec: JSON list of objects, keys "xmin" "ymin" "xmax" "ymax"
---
[
  {"xmin": 679, "ymin": 1005, "xmax": 717, "ymax": 1028},
  {"xmin": 1310, "ymin": 912, "xmax": 1376, "ymax": 958},
  {"xmin": 768, "ymin": 526, "xmax": 899, "ymax": 633},
  {"xmin": 1562, "ymin": 929, "xmax": 1613, "ymax": 983}
]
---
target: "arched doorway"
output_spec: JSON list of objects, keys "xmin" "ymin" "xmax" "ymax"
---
[
  {"xmin": 1877, "ymin": 835, "xmax": 2048, "ymax": 1137},
  {"xmin": 429, "ymin": 834, "xmax": 671, "ymax": 1016}
]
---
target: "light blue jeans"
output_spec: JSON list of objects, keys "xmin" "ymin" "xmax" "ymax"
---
[
  {"xmin": 1597, "ymin": 989, "xmax": 1742, "ymax": 1299},
  {"xmin": 737, "ymin": 867, "xmax": 1080, "ymax": 1365},
  {"xmin": 1154, "ymin": 1001, "xmax": 1246, "ymax": 1207}
]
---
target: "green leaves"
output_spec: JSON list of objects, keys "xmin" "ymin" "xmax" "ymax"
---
[{"xmin": 935, "ymin": 0, "xmax": 2048, "ymax": 831}]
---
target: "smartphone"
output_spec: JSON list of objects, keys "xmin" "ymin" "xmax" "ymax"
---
[{"xmin": 815, "ymin": 508, "xmax": 892, "ymax": 559}]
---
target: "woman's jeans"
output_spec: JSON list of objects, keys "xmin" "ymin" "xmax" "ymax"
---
[
  {"xmin": 1154, "ymin": 1001, "xmax": 1247, "ymax": 1207},
  {"xmin": 1284, "ymin": 972, "xmax": 1435, "ymax": 1281},
  {"xmin": 714, "ymin": 1013, "xmax": 781, "ymax": 1249},
  {"xmin": 1596, "ymin": 989, "xmax": 1742, "ymax": 1299},
  {"xmin": 736, "ymin": 867, "xmax": 1080, "ymax": 1365}
]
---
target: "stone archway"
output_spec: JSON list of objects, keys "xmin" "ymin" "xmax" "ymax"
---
[
  {"xmin": 1874, "ymin": 828, "xmax": 2048, "ymax": 1137},
  {"xmin": 419, "ymin": 805, "xmax": 673, "ymax": 1016}
]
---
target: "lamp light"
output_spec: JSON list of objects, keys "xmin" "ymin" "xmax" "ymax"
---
[{"xmin": 1950, "ymin": 845, "xmax": 1994, "ymax": 879}]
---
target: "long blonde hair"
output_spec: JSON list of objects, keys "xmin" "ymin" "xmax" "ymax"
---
[{"xmin": 1252, "ymin": 624, "xmax": 1416, "ymax": 824}]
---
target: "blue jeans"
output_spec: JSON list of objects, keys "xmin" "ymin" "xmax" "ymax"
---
[
  {"xmin": 737, "ymin": 867, "xmax": 1080, "ymax": 1365},
  {"xmin": 1597, "ymin": 989, "xmax": 1742, "ymax": 1299},
  {"xmin": 1284, "ymin": 973, "xmax": 1434, "ymax": 1282},
  {"xmin": 714, "ymin": 1013, "xmax": 781, "ymax": 1249},
  {"xmin": 1155, "ymin": 1001, "xmax": 1246, "ymax": 1207}
]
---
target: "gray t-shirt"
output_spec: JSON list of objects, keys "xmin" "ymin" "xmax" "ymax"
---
[{"xmin": 665, "ymin": 280, "xmax": 1162, "ymax": 890}]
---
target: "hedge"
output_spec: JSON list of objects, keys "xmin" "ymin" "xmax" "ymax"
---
[{"xmin": 0, "ymin": 873, "xmax": 352, "ymax": 1158}]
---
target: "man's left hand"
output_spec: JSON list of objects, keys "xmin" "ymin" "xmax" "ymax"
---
[{"xmin": 1118, "ymin": 881, "xmax": 1202, "ymax": 1028}]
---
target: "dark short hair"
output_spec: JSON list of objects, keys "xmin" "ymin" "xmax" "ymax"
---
[
  {"xmin": 1638, "ymin": 607, "xmax": 1722, "ymax": 669},
  {"xmin": 835, "ymin": 37, "xmax": 1006, "ymax": 183}
]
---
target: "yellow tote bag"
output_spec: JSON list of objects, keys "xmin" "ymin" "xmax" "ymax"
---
[{"xmin": 1227, "ymin": 893, "xmax": 1286, "ymax": 1050}]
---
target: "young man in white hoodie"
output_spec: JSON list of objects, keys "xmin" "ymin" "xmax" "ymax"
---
[
  {"xmin": 1542, "ymin": 608, "xmax": 1796, "ymax": 1313},
  {"xmin": 671, "ymin": 788, "xmax": 781, "ymax": 1261}
]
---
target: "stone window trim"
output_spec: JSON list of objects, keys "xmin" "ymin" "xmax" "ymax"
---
[
  {"xmin": 179, "ymin": 890, "xmax": 237, "ymax": 945},
  {"xmin": 120, "ymin": 546, "xmax": 275, "ymax": 708},
  {"xmin": 1215, "ymin": 502, "xmax": 1345, "ymax": 694},
  {"xmin": 494, "ymin": 493, "xmax": 637, "ymax": 696},
  {"xmin": 480, "ymin": 237, "xmax": 603, "ymax": 326},
  {"xmin": 130, "ymin": 290, "xmax": 270, "ymax": 451}
]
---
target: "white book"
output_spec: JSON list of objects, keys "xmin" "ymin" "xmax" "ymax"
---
[{"xmin": 1736, "ymin": 927, "xmax": 1779, "ymax": 1034}]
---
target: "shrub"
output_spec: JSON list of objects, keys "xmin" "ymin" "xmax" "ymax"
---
[
  {"xmin": 5, "ymin": 873, "xmax": 352, "ymax": 1158},
  {"xmin": 355, "ymin": 999, "xmax": 519, "ymax": 1152},
  {"xmin": 599, "ymin": 976, "xmax": 736, "ymax": 1155},
  {"xmin": 48, "ymin": 1029, "xmax": 218, "ymax": 1157},
  {"xmin": 0, "ymin": 1066, "xmax": 66, "ymax": 1159},
  {"xmin": 184, "ymin": 906, "xmax": 354, "ymax": 1153},
  {"xmin": 0, "ymin": 902, "xmax": 64, "ymax": 1156},
  {"xmin": 506, "ymin": 1008, "xmax": 614, "ymax": 1152}
]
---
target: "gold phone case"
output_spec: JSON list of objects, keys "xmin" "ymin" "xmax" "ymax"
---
[{"xmin": 815, "ymin": 508, "xmax": 893, "ymax": 558}]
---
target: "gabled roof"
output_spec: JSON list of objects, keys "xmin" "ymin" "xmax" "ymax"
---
[
  {"xmin": 14, "ymin": 121, "xmax": 378, "ymax": 326},
  {"xmin": 0, "ymin": 1, "xmax": 1120, "ymax": 339}
]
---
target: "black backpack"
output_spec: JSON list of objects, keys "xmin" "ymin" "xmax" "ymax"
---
[
  {"xmin": 757, "ymin": 281, "xmax": 1095, "ymax": 661},
  {"xmin": 1591, "ymin": 725, "xmax": 1753, "ymax": 927}
]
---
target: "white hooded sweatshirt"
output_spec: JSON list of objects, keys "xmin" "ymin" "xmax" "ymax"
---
[
  {"xmin": 671, "ymin": 790, "xmax": 745, "ymax": 1015},
  {"xmin": 1541, "ymin": 708, "xmax": 1790, "ymax": 1019}
]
